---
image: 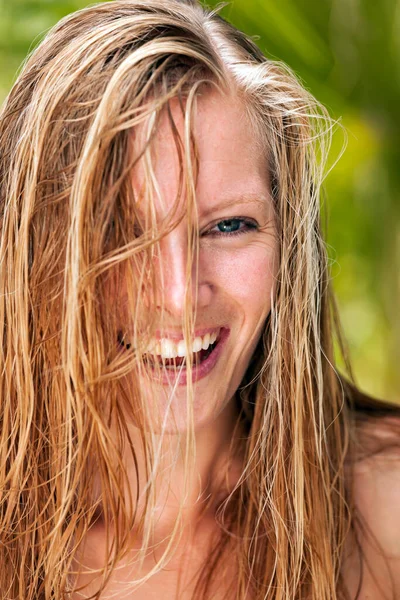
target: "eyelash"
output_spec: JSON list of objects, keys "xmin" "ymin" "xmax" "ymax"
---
[{"xmin": 206, "ymin": 217, "xmax": 259, "ymax": 238}]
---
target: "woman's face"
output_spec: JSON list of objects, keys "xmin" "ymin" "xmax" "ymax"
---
[{"xmin": 119, "ymin": 88, "xmax": 278, "ymax": 432}]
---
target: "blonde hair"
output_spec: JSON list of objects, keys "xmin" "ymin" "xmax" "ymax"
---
[{"xmin": 0, "ymin": 1, "xmax": 356, "ymax": 598}]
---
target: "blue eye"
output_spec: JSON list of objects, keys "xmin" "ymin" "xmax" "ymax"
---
[{"xmin": 208, "ymin": 218, "xmax": 258, "ymax": 237}]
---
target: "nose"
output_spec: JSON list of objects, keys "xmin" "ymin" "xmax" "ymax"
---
[{"xmin": 155, "ymin": 229, "xmax": 212, "ymax": 316}]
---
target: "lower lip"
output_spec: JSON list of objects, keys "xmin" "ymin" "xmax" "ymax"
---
[{"xmin": 144, "ymin": 327, "xmax": 230, "ymax": 386}]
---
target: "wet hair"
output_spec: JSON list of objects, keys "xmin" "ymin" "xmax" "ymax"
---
[{"xmin": 0, "ymin": 1, "xmax": 398, "ymax": 598}]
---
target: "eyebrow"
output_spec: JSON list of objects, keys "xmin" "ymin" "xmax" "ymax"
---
[
  {"xmin": 199, "ymin": 194, "xmax": 271, "ymax": 218},
  {"xmin": 133, "ymin": 193, "xmax": 271, "ymax": 225}
]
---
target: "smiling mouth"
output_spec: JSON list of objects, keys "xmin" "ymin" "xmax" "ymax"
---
[
  {"xmin": 118, "ymin": 327, "xmax": 228, "ymax": 384},
  {"xmin": 143, "ymin": 338, "xmax": 219, "ymax": 370}
]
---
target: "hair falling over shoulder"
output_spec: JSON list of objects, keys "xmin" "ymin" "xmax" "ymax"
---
[{"xmin": 0, "ymin": 1, "xmax": 378, "ymax": 598}]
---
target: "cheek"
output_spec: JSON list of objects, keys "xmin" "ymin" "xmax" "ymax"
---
[{"xmin": 201, "ymin": 244, "xmax": 278, "ymax": 307}]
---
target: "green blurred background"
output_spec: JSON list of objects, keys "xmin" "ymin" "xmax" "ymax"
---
[{"xmin": 0, "ymin": 0, "xmax": 399, "ymax": 402}]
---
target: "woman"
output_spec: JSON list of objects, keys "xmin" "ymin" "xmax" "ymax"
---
[{"xmin": 0, "ymin": 1, "xmax": 399, "ymax": 598}]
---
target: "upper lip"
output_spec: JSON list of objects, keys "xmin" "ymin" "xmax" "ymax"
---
[{"xmin": 152, "ymin": 326, "xmax": 224, "ymax": 341}]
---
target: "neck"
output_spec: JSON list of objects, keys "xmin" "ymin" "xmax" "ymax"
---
[{"xmin": 97, "ymin": 396, "xmax": 245, "ymax": 542}]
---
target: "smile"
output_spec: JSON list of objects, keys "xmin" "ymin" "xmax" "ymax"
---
[
  {"xmin": 119, "ymin": 327, "xmax": 229, "ymax": 385},
  {"xmin": 145, "ymin": 328, "xmax": 220, "ymax": 361}
]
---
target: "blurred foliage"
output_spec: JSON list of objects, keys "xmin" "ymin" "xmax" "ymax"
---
[{"xmin": 0, "ymin": 0, "xmax": 398, "ymax": 401}]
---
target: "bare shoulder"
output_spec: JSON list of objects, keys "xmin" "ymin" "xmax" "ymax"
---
[{"xmin": 342, "ymin": 413, "xmax": 400, "ymax": 599}]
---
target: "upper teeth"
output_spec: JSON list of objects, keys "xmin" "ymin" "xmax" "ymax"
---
[{"xmin": 145, "ymin": 329, "xmax": 220, "ymax": 360}]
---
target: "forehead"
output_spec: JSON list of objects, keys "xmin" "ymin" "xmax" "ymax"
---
[{"xmin": 132, "ymin": 88, "xmax": 271, "ymax": 217}]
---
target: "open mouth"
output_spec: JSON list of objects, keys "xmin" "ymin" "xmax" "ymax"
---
[
  {"xmin": 118, "ymin": 327, "xmax": 228, "ymax": 384},
  {"xmin": 143, "ymin": 337, "xmax": 219, "ymax": 371}
]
